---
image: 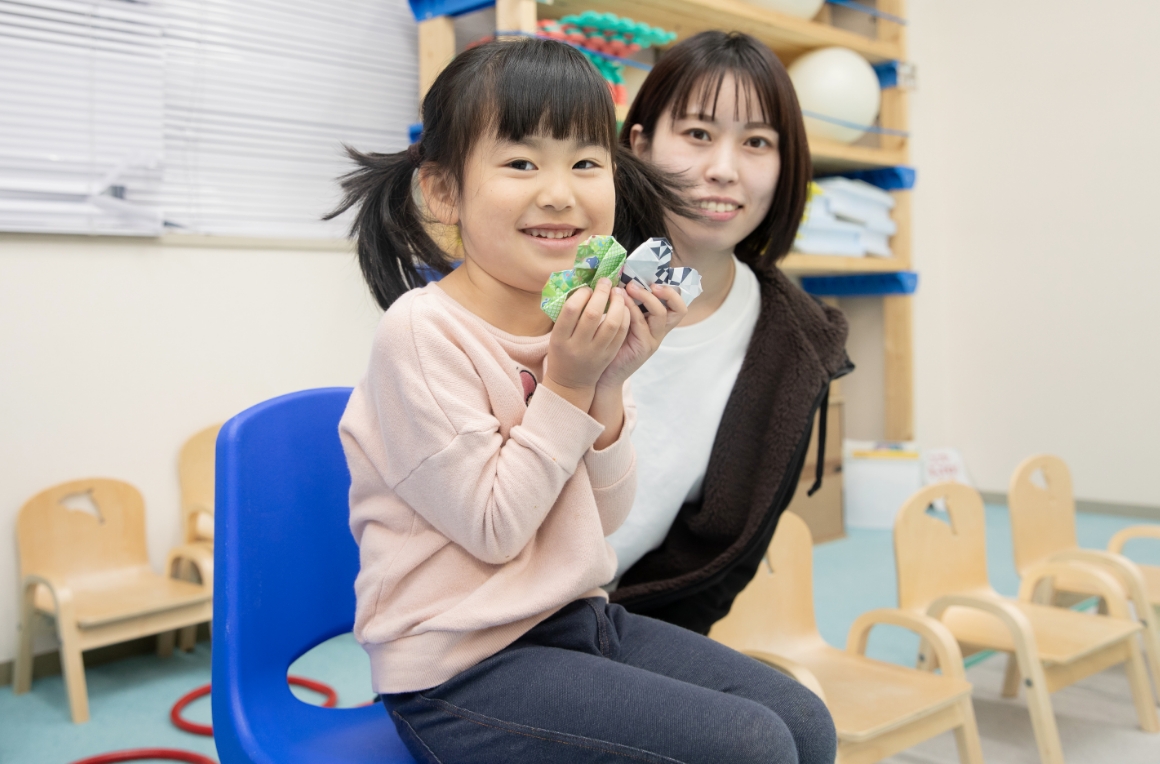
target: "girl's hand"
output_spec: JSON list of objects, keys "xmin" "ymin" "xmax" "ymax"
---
[
  {"xmin": 596, "ymin": 281, "xmax": 687, "ymax": 391},
  {"xmin": 544, "ymin": 278, "xmax": 632, "ymax": 411}
]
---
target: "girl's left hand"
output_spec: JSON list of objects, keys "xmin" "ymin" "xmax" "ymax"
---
[{"xmin": 595, "ymin": 281, "xmax": 687, "ymax": 391}]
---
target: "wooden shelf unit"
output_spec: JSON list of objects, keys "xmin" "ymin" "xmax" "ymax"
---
[
  {"xmin": 540, "ymin": 0, "xmax": 903, "ymax": 63},
  {"xmin": 809, "ymin": 136, "xmax": 907, "ymax": 174},
  {"xmin": 782, "ymin": 254, "xmax": 904, "ymax": 275}
]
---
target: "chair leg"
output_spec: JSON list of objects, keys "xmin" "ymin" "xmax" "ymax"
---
[
  {"xmin": 1151, "ymin": 604, "xmax": 1160, "ymax": 703},
  {"xmin": 172, "ymin": 558, "xmax": 200, "ymax": 652},
  {"xmin": 178, "ymin": 624, "xmax": 198, "ymax": 652},
  {"xmin": 1001, "ymin": 653, "xmax": 1021, "ymax": 698},
  {"xmin": 13, "ymin": 584, "xmax": 37, "ymax": 694},
  {"xmin": 1124, "ymin": 638, "xmax": 1160, "ymax": 731},
  {"xmin": 952, "ymin": 697, "xmax": 985, "ymax": 764},
  {"xmin": 157, "ymin": 630, "xmax": 175, "ymax": 657},
  {"xmin": 1016, "ymin": 652, "xmax": 1064, "ymax": 764},
  {"xmin": 1137, "ymin": 601, "xmax": 1160, "ymax": 705},
  {"xmin": 57, "ymin": 621, "xmax": 90, "ymax": 724}
]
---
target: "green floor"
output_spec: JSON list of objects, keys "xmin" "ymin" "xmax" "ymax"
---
[{"xmin": 2, "ymin": 504, "xmax": 1158, "ymax": 763}]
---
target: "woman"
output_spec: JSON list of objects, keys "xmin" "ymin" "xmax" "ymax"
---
[{"xmin": 606, "ymin": 31, "xmax": 853, "ymax": 634}]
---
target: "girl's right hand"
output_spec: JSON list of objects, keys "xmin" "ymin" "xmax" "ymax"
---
[{"xmin": 543, "ymin": 278, "xmax": 631, "ymax": 410}]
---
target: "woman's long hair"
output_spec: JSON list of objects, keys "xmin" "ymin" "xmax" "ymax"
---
[{"xmin": 620, "ymin": 31, "xmax": 812, "ymax": 272}]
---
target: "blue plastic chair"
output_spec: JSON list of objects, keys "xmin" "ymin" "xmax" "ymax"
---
[{"xmin": 212, "ymin": 387, "xmax": 416, "ymax": 763}]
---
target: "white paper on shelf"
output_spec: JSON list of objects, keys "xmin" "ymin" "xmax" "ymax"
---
[
  {"xmin": 860, "ymin": 229, "xmax": 893, "ymax": 258},
  {"xmin": 794, "ymin": 223, "xmax": 865, "ymax": 256},
  {"xmin": 825, "ymin": 194, "xmax": 897, "ymax": 234},
  {"xmin": 816, "ymin": 177, "xmax": 896, "ymax": 208}
]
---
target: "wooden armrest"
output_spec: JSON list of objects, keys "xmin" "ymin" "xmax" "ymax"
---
[
  {"xmin": 742, "ymin": 649, "xmax": 828, "ymax": 704},
  {"xmin": 1109, "ymin": 525, "xmax": 1160, "ymax": 555},
  {"xmin": 21, "ymin": 572, "xmax": 75, "ymax": 616},
  {"xmin": 928, "ymin": 594, "xmax": 1040, "ymax": 658},
  {"xmin": 167, "ymin": 543, "xmax": 214, "ymax": 590},
  {"xmin": 927, "ymin": 593, "xmax": 1055, "ymax": 691},
  {"xmin": 1018, "ymin": 559, "xmax": 1132, "ymax": 619},
  {"xmin": 1047, "ymin": 549, "xmax": 1152, "ymax": 623},
  {"xmin": 192, "ymin": 509, "xmax": 214, "ymax": 542},
  {"xmin": 846, "ymin": 608, "xmax": 967, "ymax": 681}
]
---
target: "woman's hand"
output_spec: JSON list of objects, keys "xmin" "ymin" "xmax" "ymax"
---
[
  {"xmin": 544, "ymin": 278, "xmax": 632, "ymax": 412},
  {"xmin": 595, "ymin": 281, "xmax": 687, "ymax": 392}
]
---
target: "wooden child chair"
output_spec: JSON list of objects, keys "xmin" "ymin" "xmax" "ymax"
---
[
  {"xmin": 710, "ymin": 511, "xmax": 984, "ymax": 764},
  {"xmin": 179, "ymin": 423, "xmax": 220, "ymax": 547},
  {"xmin": 895, "ymin": 482, "xmax": 1158, "ymax": 764},
  {"xmin": 14, "ymin": 478, "xmax": 213, "ymax": 723},
  {"xmin": 1008, "ymin": 454, "xmax": 1160, "ymax": 701},
  {"xmin": 168, "ymin": 423, "xmax": 221, "ymax": 650}
]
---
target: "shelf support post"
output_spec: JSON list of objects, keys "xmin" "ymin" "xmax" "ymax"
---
[
  {"xmin": 884, "ymin": 293, "xmax": 914, "ymax": 441},
  {"xmin": 497, "ymin": 0, "xmax": 537, "ymax": 35},
  {"xmin": 418, "ymin": 16, "xmax": 456, "ymax": 101}
]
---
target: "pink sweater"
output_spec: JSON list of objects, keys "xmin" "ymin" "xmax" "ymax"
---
[{"xmin": 340, "ymin": 283, "xmax": 637, "ymax": 693}]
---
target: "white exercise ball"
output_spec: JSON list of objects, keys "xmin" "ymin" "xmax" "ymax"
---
[
  {"xmin": 747, "ymin": 0, "xmax": 825, "ymax": 19},
  {"xmin": 788, "ymin": 47, "xmax": 881, "ymax": 144}
]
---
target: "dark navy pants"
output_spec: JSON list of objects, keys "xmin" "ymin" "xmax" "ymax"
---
[{"xmin": 383, "ymin": 598, "xmax": 837, "ymax": 763}]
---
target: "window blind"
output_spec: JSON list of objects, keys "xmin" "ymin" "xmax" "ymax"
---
[
  {"xmin": 160, "ymin": 0, "xmax": 417, "ymax": 238},
  {"xmin": 0, "ymin": 0, "xmax": 165, "ymax": 235},
  {"xmin": 0, "ymin": 0, "xmax": 418, "ymax": 238}
]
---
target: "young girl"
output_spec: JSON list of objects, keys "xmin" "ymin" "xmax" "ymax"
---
[
  {"xmin": 329, "ymin": 38, "xmax": 835, "ymax": 764},
  {"xmin": 605, "ymin": 32, "xmax": 853, "ymax": 634}
]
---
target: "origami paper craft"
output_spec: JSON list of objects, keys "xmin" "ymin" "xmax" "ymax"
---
[
  {"xmin": 619, "ymin": 237, "xmax": 703, "ymax": 309},
  {"xmin": 540, "ymin": 235, "xmax": 627, "ymax": 321},
  {"xmin": 539, "ymin": 236, "xmax": 703, "ymax": 322}
]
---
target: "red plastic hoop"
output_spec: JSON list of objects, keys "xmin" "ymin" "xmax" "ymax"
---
[
  {"xmin": 70, "ymin": 748, "xmax": 216, "ymax": 764},
  {"xmin": 170, "ymin": 684, "xmax": 214, "ymax": 736},
  {"xmin": 170, "ymin": 676, "xmax": 339, "ymax": 736}
]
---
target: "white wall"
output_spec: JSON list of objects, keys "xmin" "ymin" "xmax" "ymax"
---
[
  {"xmin": 906, "ymin": 0, "xmax": 1160, "ymax": 507},
  {"xmin": 0, "ymin": 237, "xmax": 382, "ymax": 664}
]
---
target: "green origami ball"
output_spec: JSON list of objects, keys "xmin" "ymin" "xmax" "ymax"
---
[{"xmin": 540, "ymin": 235, "xmax": 627, "ymax": 321}]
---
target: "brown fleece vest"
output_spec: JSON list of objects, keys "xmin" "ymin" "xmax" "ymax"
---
[{"xmin": 610, "ymin": 266, "xmax": 851, "ymax": 634}]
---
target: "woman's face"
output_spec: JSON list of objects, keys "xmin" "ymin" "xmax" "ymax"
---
[{"xmin": 631, "ymin": 74, "xmax": 780, "ymax": 260}]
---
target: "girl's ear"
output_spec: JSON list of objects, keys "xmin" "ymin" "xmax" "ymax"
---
[
  {"xmin": 628, "ymin": 124, "xmax": 651, "ymax": 160},
  {"xmin": 418, "ymin": 166, "xmax": 459, "ymax": 226}
]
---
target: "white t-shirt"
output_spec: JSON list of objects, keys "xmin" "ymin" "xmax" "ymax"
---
[{"xmin": 606, "ymin": 257, "xmax": 762, "ymax": 582}]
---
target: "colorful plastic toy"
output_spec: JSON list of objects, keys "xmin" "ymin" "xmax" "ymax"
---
[{"xmin": 536, "ymin": 13, "xmax": 676, "ymax": 106}]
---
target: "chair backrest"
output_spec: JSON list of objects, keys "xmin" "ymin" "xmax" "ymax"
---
[
  {"xmin": 894, "ymin": 482, "xmax": 994, "ymax": 612},
  {"xmin": 17, "ymin": 478, "xmax": 149, "ymax": 582},
  {"xmin": 179, "ymin": 423, "xmax": 221, "ymax": 543},
  {"xmin": 212, "ymin": 388, "xmax": 413, "ymax": 764},
  {"xmin": 1008, "ymin": 454, "xmax": 1078, "ymax": 575},
  {"xmin": 709, "ymin": 512, "xmax": 822, "ymax": 653}
]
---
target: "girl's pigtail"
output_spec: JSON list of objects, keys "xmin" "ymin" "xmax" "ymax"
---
[
  {"xmin": 324, "ymin": 145, "xmax": 452, "ymax": 311},
  {"xmin": 612, "ymin": 146, "xmax": 699, "ymax": 254}
]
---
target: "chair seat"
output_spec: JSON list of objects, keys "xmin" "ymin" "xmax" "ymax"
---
[
  {"xmin": 34, "ymin": 570, "xmax": 210, "ymax": 629},
  {"xmin": 941, "ymin": 599, "xmax": 1140, "ymax": 665},
  {"xmin": 795, "ymin": 645, "xmax": 972, "ymax": 744}
]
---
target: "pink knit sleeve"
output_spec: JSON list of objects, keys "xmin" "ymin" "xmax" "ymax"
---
[
  {"xmin": 583, "ymin": 381, "xmax": 636, "ymax": 536},
  {"xmin": 364, "ymin": 298, "xmax": 606, "ymax": 565}
]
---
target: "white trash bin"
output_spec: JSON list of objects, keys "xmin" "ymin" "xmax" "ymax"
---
[{"xmin": 843, "ymin": 440, "xmax": 922, "ymax": 529}]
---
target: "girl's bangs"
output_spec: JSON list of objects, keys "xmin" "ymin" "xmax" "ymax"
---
[{"xmin": 485, "ymin": 40, "xmax": 617, "ymax": 150}]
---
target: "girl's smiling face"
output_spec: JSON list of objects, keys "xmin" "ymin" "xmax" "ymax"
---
[
  {"xmin": 426, "ymin": 132, "xmax": 616, "ymax": 296},
  {"xmin": 630, "ymin": 74, "xmax": 780, "ymax": 260}
]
